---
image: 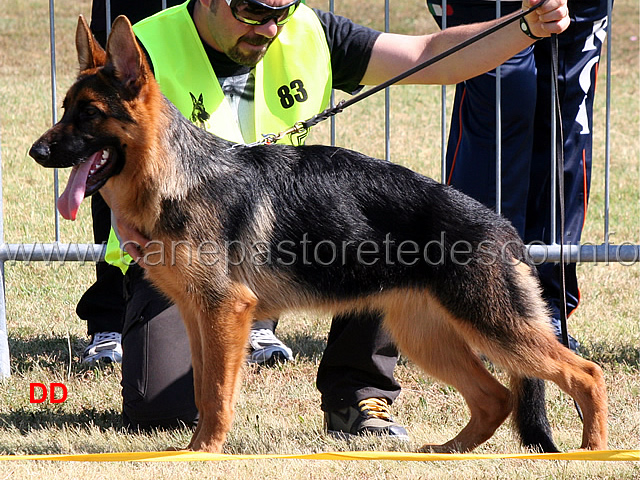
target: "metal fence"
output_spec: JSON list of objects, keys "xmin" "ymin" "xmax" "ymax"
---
[{"xmin": 0, "ymin": 0, "xmax": 637, "ymax": 378}]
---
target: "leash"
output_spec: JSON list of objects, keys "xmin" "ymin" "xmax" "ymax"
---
[
  {"xmin": 550, "ymin": 33, "xmax": 584, "ymax": 423},
  {"xmin": 239, "ymin": 0, "xmax": 549, "ymax": 147},
  {"xmin": 550, "ymin": 35, "xmax": 570, "ymax": 352}
]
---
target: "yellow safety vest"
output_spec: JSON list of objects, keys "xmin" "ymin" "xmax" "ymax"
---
[{"xmin": 106, "ymin": 1, "xmax": 333, "ymax": 270}]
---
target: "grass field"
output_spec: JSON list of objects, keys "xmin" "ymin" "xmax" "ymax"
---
[{"xmin": 0, "ymin": 0, "xmax": 638, "ymax": 478}]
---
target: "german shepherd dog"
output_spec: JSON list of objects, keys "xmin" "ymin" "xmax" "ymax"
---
[{"xmin": 30, "ymin": 16, "xmax": 608, "ymax": 453}]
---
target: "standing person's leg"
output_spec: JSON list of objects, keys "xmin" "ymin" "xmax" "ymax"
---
[{"xmin": 526, "ymin": 4, "xmax": 609, "ymax": 346}]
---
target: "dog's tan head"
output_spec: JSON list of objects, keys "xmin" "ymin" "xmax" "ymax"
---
[{"xmin": 30, "ymin": 15, "xmax": 161, "ymax": 220}]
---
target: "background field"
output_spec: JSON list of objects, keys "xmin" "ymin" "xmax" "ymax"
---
[{"xmin": 0, "ymin": 0, "xmax": 638, "ymax": 478}]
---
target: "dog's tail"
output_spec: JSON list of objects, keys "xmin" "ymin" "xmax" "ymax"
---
[{"xmin": 511, "ymin": 375, "xmax": 560, "ymax": 453}]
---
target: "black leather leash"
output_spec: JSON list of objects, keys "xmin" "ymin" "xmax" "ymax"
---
[{"xmin": 551, "ymin": 33, "xmax": 585, "ymax": 423}]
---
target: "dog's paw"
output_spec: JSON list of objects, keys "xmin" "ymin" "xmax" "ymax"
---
[
  {"xmin": 165, "ymin": 445, "xmax": 191, "ymax": 452},
  {"xmin": 417, "ymin": 443, "xmax": 459, "ymax": 454}
]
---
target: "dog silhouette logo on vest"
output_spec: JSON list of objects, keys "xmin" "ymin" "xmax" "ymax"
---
[{"xmin": 189, "ymin": 92, "xmax": 210, "ymax": 128}]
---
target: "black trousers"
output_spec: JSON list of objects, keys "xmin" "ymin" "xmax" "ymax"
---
[{"xmin": 317, "ymin": 311, "xmax": 401, "ymax": 412}]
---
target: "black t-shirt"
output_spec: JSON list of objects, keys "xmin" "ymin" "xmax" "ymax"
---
[
  {"xmin": 90, "ymin": 0, "xmax": 380, "ymax": 93},
  {"xmin": 90, "ymin": 0, "xmax": 185, "ymax": 45}
]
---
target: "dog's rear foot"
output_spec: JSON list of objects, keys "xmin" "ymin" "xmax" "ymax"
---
[
  {"xmin": 166, "ymin": 446, "xmax": 191, "ymax": 452},
  {"xmin": 417, "ymin": 443, "xmax": 463, "ymax": 454},
  {"xmin": 577, "ymin": 440, "xmax": 608, "ymax": 451}
]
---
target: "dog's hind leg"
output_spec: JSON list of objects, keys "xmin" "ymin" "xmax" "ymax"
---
[
  {"xmin": 491, "ymin": 332, "xmax": 608, "ymax": 451},
  {"xmin": 382, "ymin": 293, "xmax": 513, "ymax": 453},
  {"xmin": 540, "ymin": 347, "xmax": 608, "ymax": 450},
  {"xmin": 179, "ymin": 282, "xmax": 257, "ymax": 453}
]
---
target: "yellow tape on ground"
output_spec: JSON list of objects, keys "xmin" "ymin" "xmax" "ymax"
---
[{"xmin": 0, "ymin": 450, "xmax": 637, "ymax": 462}]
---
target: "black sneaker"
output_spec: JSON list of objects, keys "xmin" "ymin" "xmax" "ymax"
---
[
  {"xmin": 550, "ymin": 317, "xmax": 580, "ymax": 353},
  {"xmin": 324, "ymin": 398, "xmax": 409, "ymax": 440}
]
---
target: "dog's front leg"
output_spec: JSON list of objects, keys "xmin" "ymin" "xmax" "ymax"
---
[{"xmin": 183, "ymin": 283, "xmax": 257, "ymax": 453}]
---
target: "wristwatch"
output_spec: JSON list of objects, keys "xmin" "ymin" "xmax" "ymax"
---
[{"xmin": 520, "ymin": 15, "xmax": 544, "ymax": 40}]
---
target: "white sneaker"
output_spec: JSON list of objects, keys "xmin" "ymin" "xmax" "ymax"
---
[
  {"xmin": 82, "ymin": 332, "xmax": 123, "ymax": 365},
  {"xmin": 248, "ymin": 328, "xmax": 293, "ymax": 365}
]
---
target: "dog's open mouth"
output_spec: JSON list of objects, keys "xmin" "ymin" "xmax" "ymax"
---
[{"xmin": 57, "ymin": 148, "xmax": 115, "ymax": 220}]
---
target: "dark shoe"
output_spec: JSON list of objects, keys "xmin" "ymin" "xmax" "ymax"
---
[
  {"xmin": 324, "ymin": 398, "xmax": 409, "ymax": 440},
  {"xmin": 550, "ymin": 317, "xmax": 580, "ymax": 353}
]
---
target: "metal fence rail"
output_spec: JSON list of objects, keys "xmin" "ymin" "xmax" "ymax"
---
[{"xmin": 0, "ymin": 0, "xmax": 636, "ymax": 378}]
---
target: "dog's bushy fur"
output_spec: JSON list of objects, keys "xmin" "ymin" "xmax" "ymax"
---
[{"xmin": 30, "ymin": 15, "xmax": 608, "ymax": 453}]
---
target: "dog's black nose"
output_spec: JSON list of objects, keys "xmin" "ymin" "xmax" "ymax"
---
[{"xmin": 29, "ymin": 141, "xmax": 50, "ymax": 163}]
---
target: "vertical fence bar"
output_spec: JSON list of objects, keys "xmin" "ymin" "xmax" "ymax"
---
[
  {"xmin": 384, "ymin": 0, "xmax": 390, "ymax": 161},
  {"xmin": 330, "ymin": 0, "xmax": 336, "ymax": 146},
  {"xmin": 0, "ymin": 128, "xmax": 9, "ymax": 378},
  {"xmin": 106, "ymin": 0, "xmax": 112, "ymax": 36},
  {"xmin": 495, "ymin": 0, "xmax": 502, "ymax": 215},
  {"xmin": 604, "ymin": 0, "xmax": 613, "ymax": 248},
  {"xmin": 439, "ymin": 0, "xmax": 448, "ymax": 183},
  {"xmin": 49, "ymin": 0, "xmax": 61, "ymax": 242}
]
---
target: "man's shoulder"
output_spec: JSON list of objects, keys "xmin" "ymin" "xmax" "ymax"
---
[
  {"xmin": 310, "ymin": 8, "xmax": 381, "ymax": 93},
  {"xmin": 311, "ymin": 8, "xmax": 381, "ymax": 48}
]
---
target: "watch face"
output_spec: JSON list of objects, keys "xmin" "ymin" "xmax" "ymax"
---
[{"xmin": 520, "ymin": 17, "xmax": 540, "ymax": 39}]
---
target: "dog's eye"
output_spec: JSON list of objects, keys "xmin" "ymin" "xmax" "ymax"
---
[
  {"xmin": 85, "ymin": 106, "xmax": 100, "ymax": 117},
  {"xmin": 79, "ymin": 105, "xmax": 101, "ymax": 122}
]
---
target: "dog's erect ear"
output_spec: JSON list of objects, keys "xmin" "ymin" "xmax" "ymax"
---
[
  {"xmin": 76, "ymin": 15, "xmax": 106, "ymax": 71},
  {"xmin": 105, "ymin": 15, "xmax": 150, "ymax": 96}
]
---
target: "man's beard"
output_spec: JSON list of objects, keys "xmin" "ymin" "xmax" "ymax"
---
[{"xmin": 226, "ymin": 34, "xmax": 274, "ymax": 66}]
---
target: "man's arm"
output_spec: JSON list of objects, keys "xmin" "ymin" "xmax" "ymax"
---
[{"xmin": 361, "ymin": 0, "xmax": 569, "ymax": 86}]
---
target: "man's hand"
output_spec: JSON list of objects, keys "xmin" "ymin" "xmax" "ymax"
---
[
  {"xmin": 523, "ymin": 0, "xmax": 570, "ymax": 38},
  {"xmin": 115, "ymin": 217, "xmax": 151, "ymax": 269}
]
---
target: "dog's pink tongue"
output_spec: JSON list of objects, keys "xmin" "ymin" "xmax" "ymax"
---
[{"xmin": 57, "ymin": 152, "xmax": 99, "ymax": 220}]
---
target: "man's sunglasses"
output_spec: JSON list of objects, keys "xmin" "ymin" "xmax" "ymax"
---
[{"xmin": 224, "ymin": 0, "xmax": 301, "ymax": 26}]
